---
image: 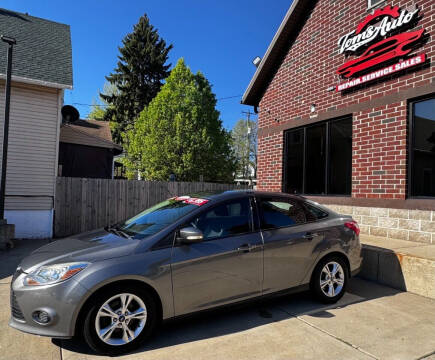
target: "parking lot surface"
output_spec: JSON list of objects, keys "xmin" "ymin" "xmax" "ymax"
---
[{"xmin": 1, "ymin": 240, "xmax": 435, "ymax": 360}]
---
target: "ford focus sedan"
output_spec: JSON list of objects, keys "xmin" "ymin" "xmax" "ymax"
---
[{"xmin": 9, "ymin": 191, "xmax": 362, "ymax": 355}]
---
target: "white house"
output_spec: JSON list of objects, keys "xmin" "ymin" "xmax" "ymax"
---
[{"xmin": 0, "ymin": 8, "xmax": 73, "ymax": 238}]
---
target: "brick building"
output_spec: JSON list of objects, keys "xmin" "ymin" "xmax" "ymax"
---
[{"xmin": 242, "ymin": 0, "xmax": 435, "ymax": 242}]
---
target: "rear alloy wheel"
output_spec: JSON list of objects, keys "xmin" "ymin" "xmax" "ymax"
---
[
  {"xmin": 83, "ymin": 287, "xmax": 157, "ymax": 355},
  {"xmin": 312, "ymin": 256, "xmax": 348, "ymax": 304}
]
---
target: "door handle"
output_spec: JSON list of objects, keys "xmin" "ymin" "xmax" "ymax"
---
[
  {"xmin": 303, "ymin": 232, "xmax": 319, "ymax": 240},
  {"xmin": 237, "ymin": 244, "xmax": 254, "ymax": 253}
]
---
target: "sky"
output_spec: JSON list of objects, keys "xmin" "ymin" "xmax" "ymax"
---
[{"xmin": 1, "ymin": 0, "xmax": 292, "ymax": 130}]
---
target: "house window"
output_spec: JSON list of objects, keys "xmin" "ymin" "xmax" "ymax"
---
[
  {"xmin": 409, "ymin": 96, "xmax": 435, "ymax": 198},
  {"xmin": 367, "ymin": 0, "xmax": 385, "ymax": 10},
  {"xmin": 284, "ymin": 116, "xmax": 352, "ymax": 196}
]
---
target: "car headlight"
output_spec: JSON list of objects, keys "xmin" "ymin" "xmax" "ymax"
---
[{"xmin": 23, "ymin": 262, "xmax": 89, "ymax": 286}]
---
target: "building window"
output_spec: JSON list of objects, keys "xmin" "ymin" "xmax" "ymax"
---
[
  {"xmin": 410, "ymin": 96, "xmax": 435, "ymax": 198},
  {"xmin": 284, "ymin": 116, "xmax": 352, "ymax": 196},
  {"xmin": 329, "ymin": 118, "xmax": 353, "ymax": 195},
  {"xmin": 367, "ymin": 0, "xmax": 385, "ymax": 10},
  {"xmin": 305, "ymin": 124, "xmax": 327, "ymax": 194},
  {"xmin": 284, "ymin": 129, "xmax": 304, "ymax": 194}
]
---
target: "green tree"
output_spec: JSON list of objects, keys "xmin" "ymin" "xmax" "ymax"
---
[
  {"xmin": 86, "ymin": 100, "xmax": 106, "ymax": 121},
  {"xmin": 101, "ymin": 14, "xmax": 172, "ymax": 143},
  {"xmin": 87, "ymin": 82, "xmax": 119, "ymax": 139},
  {"xmin": 231, "ymin": 118, "xmax": 257, "ymax": 180},
  {"xmin": 126, "ymin": 58, "xmax": 236, "ymax": 182}
]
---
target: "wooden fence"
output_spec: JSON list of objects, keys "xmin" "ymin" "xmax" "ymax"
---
[{"xmin": 54, "ymin": 177, "xmax": 247, "ymax": 238}]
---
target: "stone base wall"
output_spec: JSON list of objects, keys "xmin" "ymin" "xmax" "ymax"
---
[{"xmin": 326, "ymin": 205, "xmax": 435, "ymax": 244}]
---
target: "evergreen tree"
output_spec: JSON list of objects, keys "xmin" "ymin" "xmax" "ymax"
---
[
  {"xmin": 101, "ymin": 14, "xmax": 172, "ymax": 143},
  {"xmin": 126, "ymin": 58, "xmax": 236, "ymax": 182}
]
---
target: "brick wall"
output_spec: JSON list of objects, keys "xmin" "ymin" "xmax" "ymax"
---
[
  {"xmin": 256, "ymin": 0, "xmax": 435, "ymax": 197},
  {"xmin": 257, "ymin": 132, "xmax": 283, "ymax": 192},
  {"xmin": 352, "ymin": 101, "xmax": 408, "ymax": 199}
]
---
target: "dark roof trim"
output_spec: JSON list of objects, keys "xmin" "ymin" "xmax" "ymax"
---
[
  {"xmin": 242, "ymin": 0, "xmax": 311, "ymax": 106},
  {"xmin": 61, "ymin": 123, "xmax": 123, "ymax": 152}
]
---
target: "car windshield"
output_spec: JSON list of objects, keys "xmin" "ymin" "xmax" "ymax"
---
[{"xmin": 115, "ymin": 198, "xmax": 200, "ymax": 239}]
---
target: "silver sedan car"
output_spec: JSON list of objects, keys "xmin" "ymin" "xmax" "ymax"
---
[{"xmin": 10, "ymin": 191, "xmax": 362, "ymax": 355}]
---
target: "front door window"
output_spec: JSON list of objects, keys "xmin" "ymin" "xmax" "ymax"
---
[{"xmin": 191, "ymin": 198, "xmax": 252, "ymax": 240}]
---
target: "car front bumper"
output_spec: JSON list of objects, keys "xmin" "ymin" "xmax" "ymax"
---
[{"xmin": 9, "ymin": 270, "xmax": 90, "ymax": 338}]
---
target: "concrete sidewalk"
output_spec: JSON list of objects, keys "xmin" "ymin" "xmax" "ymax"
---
[
  {"xmin": 361, "ymin": 235, "xmax": 435, "ymax": 261},
  {"xmin": 0, "ymin": 239, "xmax": 60, "ymax": 360},
  {"xmin": 2, "ymin": 280, "xmax": 435, "ymax": 359},
  {"xmin": 57, "ymin": 279, "xmax": 435, "ymax": 360},
  {"xmin": 1, "ymin": 239, "xmax": 435, "ymax": 360},
  {"xmin": 360, "ymin": 235, "xmax": 435, "ymax": 299}
]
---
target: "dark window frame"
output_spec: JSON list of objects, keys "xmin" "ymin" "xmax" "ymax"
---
[
  {"xmin": 408, "ymin": 93, "xmax": 435, "ymax": 199},
  {"xmin": 151, "ymin": 232, "xmax": 176, "ymax": 250},
  {"xmin": 301, "ymin": 202, "xmax": 330, "ymax": 223},
  {"xmin": 176, "ymin": 196, "xmax": 256, "ymax": 243},
  {"xmin": 283, "ymin": 115, "xmax": 353, "ymax": 197}
]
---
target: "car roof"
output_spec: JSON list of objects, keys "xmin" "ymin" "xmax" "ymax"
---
[{"xmin": 183, "ymin": 190, "xmax": 307, "ymax": 202}]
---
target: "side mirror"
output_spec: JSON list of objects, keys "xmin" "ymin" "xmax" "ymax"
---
[{"xmin": 177, "ymin": 227, "xmax": 203, "ymax": 244}]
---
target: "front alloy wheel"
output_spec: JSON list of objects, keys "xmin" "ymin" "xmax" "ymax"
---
[
  {"xmin": 95, "ymin": 293, "xmax": 147, "ymax": 346},
  {"xmin": 83, "ymin": 287, "xmax": 157, "ymax": 355}
]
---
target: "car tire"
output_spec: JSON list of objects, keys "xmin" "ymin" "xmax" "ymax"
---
[
  {"xmin": 311, "ymin": 256, "xmax": 348, "ymax": 304},
  {"xmin": 83, "ymin": 286, "xmax": 158, "ymax": 355}
]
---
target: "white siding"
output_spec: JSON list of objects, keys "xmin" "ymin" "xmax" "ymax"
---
[{"xmin": 0, "ymin": 81, "xmax": 60, "ymax": 210}]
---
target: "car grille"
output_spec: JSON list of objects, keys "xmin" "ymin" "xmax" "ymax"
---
[{"xmin": 10, "ymin": 290, "xmax": 25, "ymax": 321}]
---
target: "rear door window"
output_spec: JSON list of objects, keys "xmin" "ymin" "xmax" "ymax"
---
[{"xmin": 258, "ymin": 198, "xmax": 306, "ymax": 230}]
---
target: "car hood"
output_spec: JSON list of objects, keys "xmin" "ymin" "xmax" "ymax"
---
[{"xmin": 19, "ymin": 229, "xmax": 141, "ymax": 273}]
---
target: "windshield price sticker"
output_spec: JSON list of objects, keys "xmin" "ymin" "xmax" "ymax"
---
[{"xmin": 174, "ymin": 196, "xmax": 209, "ymax": 206}]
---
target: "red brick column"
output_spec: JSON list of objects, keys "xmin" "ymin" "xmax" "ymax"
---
[
  {"xmin": 352, "ymin": 101, "xmax": 407, "ymax": 199},
  {"xmin": 257, "ymin": 132, "xmax": 284, "ymax": 192}
]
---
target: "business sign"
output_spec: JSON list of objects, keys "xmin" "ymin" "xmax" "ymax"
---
[{"xmin": 336, "ymin": 5, "xmax": 426, "ymax": 91}]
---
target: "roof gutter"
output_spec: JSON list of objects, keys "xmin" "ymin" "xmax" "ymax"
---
[
  {"xmin": 241, "ymin": 0, "xmax": 303, "ymax": 106},
  {"xmin": 0, "ymin": 73, "xmax": 73, "ymax": 90}
]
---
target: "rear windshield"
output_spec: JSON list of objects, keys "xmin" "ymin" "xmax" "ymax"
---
[{"xmin": 117, "ymin": 198, "xmax": 200, "ymax": 239}]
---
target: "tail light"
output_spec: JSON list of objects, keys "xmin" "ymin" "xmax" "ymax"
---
[{"xmin": 344, "ymin": 220, "xmax": 360, "ymax": 236}]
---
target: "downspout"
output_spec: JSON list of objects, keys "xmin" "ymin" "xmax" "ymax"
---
[{"xmin": 52, "ymin": 89, "xmax": 64, "ymax": 238}]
